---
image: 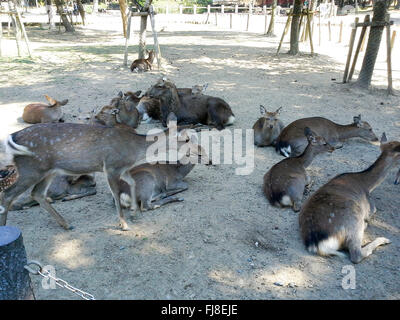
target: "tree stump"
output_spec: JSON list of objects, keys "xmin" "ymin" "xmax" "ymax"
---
[{"xmin": 0, "ymin": 226, "xmax": 35, "ymax": 300}]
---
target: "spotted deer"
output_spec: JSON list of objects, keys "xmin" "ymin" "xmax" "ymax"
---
[
  {"xmin": 253, "ymin": 106, "xmax": 284, "ymax": 147},
  {"xmin": 22, "ymin": 95, "xmax": 68, "ymax": 124},
  {"xmin": 276, "ymin": 115, "xmax": 379, "ymax": 157},
  {"xmin": 263, "ymin": 127, "xmax": 334, "ymax": 212},
  {"xmin": 0, "ymin": 117, "xmax": 203, "ymax": 230},
  {"xmin": 299, "ymin": 133, "xmax": 399, "ymax": 263},
  {"xmin": 130, "ymin": 49, "xmax": 155, "ymax": 72}
]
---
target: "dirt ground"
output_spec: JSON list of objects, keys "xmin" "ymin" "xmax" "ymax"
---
[{"xmin": 0, "ymin": 11, "xmax": 400, "ymax": 300}]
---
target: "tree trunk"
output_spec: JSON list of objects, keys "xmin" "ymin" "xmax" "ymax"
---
[
  {"xmin": 356, "ymin": 0, "xmax": 389, "ymax": 88},
  {"xmin": 138, "ymin": 0, "xmax": 152, "ymax": 59},
  {"xmin": 76, "ymin": 0, "xmax": 85, "ymax": 25},
  {"xmin": 0, "ymin": 226, "xmax": 35, "ymax": 300},
  {"xmin": 54, "ymin": 0, "xmax": 75, "ymax": 32},
  {"xmin": 266, "ymin": 0, "xmax": 277, "ymax": 37},
  {"xmin": 119, "ymin": 0, "xmax": 128, "ymax": 38},
  {"xmin": 288, "ymin": 0, "xmax": 302, "ymax": 55},
  {"xmin": 46, "ymin": 0, "xmax": 56, "ymax": 29},
  {"xmin": 92, "ymin": 0, "xmax": 98, "ymax": 14}
]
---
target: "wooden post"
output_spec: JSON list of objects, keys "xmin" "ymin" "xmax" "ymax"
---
[
  {"xmin": 123, "ymin": 10, "xmax": 132, "ymax": 67},
  {"xmin": 15, "ymin": 7, "xmax": 32, "ymax": 58},
  {"xmin": 386, "ymin": 14, "xmax": 393, "ymax": 94},
  {"xmin": 179, "ymin": 4, "xmax": 183, "ymax": 14},
  {"xmin": 277, "ymin": 9, "xmax": 293, "ymax": 54},
  {"xmin": 0, "ymin": 226, "xmax": 35, "ymax": 300},
  {"xmin": 360, "ymin": 28, "xmax": 367, "ymax": 52},
  {"xmin": 307, "ymin": 10, "xmax": 314, "ymax": 55},
  {"xmin": 235, "ymin": 5, "xmax": 238, "ymax": 14},
  {"xmin": 343, "ymin": 17, "xmax": 359, "ymax": 83},
  {"xmin": 207, "ymin": 5, "xmax": 210, "ymax": 14},
  {"xmin": 246, "ymin": 11, "xmax": 250, "ymax": 31},
  {"xmin": 193, "ymin": 5, "xmax": 197, "ymax": 15},
  {"xmin": 348, "ymin": 15, "xmax": 370, "ymax": 81},
  {"xmin": 318, "ymin": 10, "xmax": 321, "ymax": 46},
  {"xmin": 215, "ymin": 11, "xmax": 217, "ymax": 26},
  {"xmin": 338, "ymin": 20, "xmax": 343, "ymax": 43},
  {"xmin": 263, "ymin": 5, "xmax": 266, "ymax": 15},
  {"xmin": 221, "ymin": 5, "xmax": 224, "ymax": 14},
  {"xmin": 298, "ymin": 10, "xmax": 304, "ymax": 39},
  {"xmin": 230, "ymin": 13, "xmax": 233, "ymax": 29},
  {"xmin": 138, "ymin": 0, "xmax": 151, "ymax": 59},
  {"xmin": 149, "ymin": 5, "xmax": 161, "ymax": 70},
  {"xmin": 11, "ymin": 13, "xmax": 21, "ymax": 57},
  {"xmin": 264, "ymin": 11, "xmax": 268, "ymax": 34},
  {"xmin": 391, "ymin": 30, "xmax": 396, "ymax": 50}
]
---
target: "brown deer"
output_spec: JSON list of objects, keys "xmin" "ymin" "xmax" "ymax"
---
[
  {"xmin": 275, "ymin": 115, "xmax": 379, "ymax": 157},
  {"xmin": 0, "ymin": 117, "xmax": 203, "ymax": 230},
  {"xmin": 263, "ymin": 128, "xmax": 334, "ymax": 212},
  {"xmin": 130, "ymin": 49, "xmax": 155, "ymax": 72},
  {"xmin": 10, "ymin": 174, "xmax": 96, "ymax": 210},
  {"xmin": 119, "ymin": 161, "xmax": 198, "ymax": 211},
  {"xmin": 145, "ymin": 78, "xmax": 235, "ymax": 130},
  {"xmin": 299, "ymin": 133, "xmax": 399, "ymax": 263},
  {"xmin": 22, "ymin": 95, "xmax": 68, "ymax": 124},
  {"xmin": 253, "ymin": 106, "xmax": 284, "ymax": 147}
]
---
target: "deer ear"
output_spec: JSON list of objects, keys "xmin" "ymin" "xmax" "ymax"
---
[
  {"xmin": 117, "ymin": 91, "xmax": 123, "ymax": 98},
  {"xmin": 45, "ymin": 95, "xmax": 57, "ymax": 105},
  {"xmin": 353, "ymin": 114, "xmax": 361, "ymax": 124},
  {"xmin": 260, "ymin": 105, "xmax": 267, "ymax": 116},
  {"xmin": 275, "ymin": 107, "xmax": 282, "ymax": 115},
  {"xmin": 380, "ymin": 132, "xmax": 388, "ymax": 144},
  {"xmin": 134, "ymin": 90, "xmax": 142, "ymax": 97}
]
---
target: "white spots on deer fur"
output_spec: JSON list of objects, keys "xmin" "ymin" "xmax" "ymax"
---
[
  {"xmin": 0, "ymin": 206, "xmax": 5, "ymax": 214},
  {"xmin": 280, "ymin": 195, "xmax": 292, "ymax": 206}
]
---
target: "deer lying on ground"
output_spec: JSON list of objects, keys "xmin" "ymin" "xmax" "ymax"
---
[
  {"xmin": 130, "ymin": 49, "xmax": 155, "ymax": 72},
  {"xmin": 94, "ymin": 91, "xmax": 141, "ymax": 128},
  {"xmin": 0, "ymin": 165, "xmax": 19, "ymax": 192},
  {"xmin": 299, "ymin": 133, "xmax": 399, "ymax": 263},
  {"xmin": 275, "ymin": 115, "xmax": 379, "ymax": 157},
  {"xmin": 144, "ymin": 78, "xmax": 235, "ymax": 129},
  {"xmin": 11, "ymin": 174, "xmax": 96, "ymax": 211},
  {"xmin": 118, "ymin": 160, "xmax": 204, "ymax": 211},
  {"xmin": 22, "ymin": 95, "xmax": 69, "ymax": 124},
  {"xmin": 253, "ymin": 106, "xmax": 284, "ymax": 147},
  {"xmin": 0, "ymin": 117, "xmax": 203, "ymax": 230},
  {"xmin": 137, "ymin": 84, "xmax": 209, "ymax": 124},
  {"xmin": 264, "ymin": 128, "xmax": 334, "ymax": 212}
]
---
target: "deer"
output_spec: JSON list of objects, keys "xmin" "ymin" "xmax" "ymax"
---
[
  {"xmin": 145, "ymin": 77, "xmax": 235, "ymax": 130},
  {"xmin": 0, "ymin": 165, "xmax": 19, "ymax": 192},
  {"xmin": 253, "ymin": 106, "xmax": 284, "ymax": 147},
  {"xmin": 93, "ymin": 91, "xmax": 141, "ymax": 129},
  {"xmin": 22, "ymin": 95, "xmax": 69, "ymax": 124},
  {"xmin": 275, "ymin": 115, "xmax": 379, "ymax": 157},
  {"xmin": 263, "ymin": 127, "xmax": 335, "ymax": 212},
  {"xmin": 10, "ymin": 174, "xmax": 96, "ymax": 211},
  {"xmin": 130, "ymin": 49, "xmax": 155, "ymax": 73},
  {"xmin": 299, "ymin": 133, "xmax": 400, "ymax": 263},
  {"xmin": 118, "ymin": 158, "xmax": 210, "ymax": 211},
  {"xmin": 0, "ymin": 114, "xmax": 204, "ymax": 231}
]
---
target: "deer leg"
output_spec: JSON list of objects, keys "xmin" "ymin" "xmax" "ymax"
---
[
  {"xmin": 149, "ymin": 195, "xmax": 184, "ymax": 210},
  {"xmin": 106, "ymin": 170, "xmax": 130, "ymax": 231},
  {"xmin": 31, "ymin": 173, "xmax": 72, "ymax": 230},
  {"xmin": 120, "ymin": 171, "xmax": 138, "ymax": 212},
  {"xmin": 348, "ymin": 227, "xmax": 391, "ymax": 263}
]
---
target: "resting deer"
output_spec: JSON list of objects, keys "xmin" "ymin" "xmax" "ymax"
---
[
  {"xmin": 145, "ymin": 78, "xmax": 235, "ymax": 130},
  {"xmin": 299, "ymin": 133, "xmax": 399, "ymax": 263},
  {"xmin": 119, "ymin": 161, "xmax": 202, "ymax": 211},
  {"xmin": 94, "ymin": 91, "xmax": 141, "ymax": 129},
  {"xmin": 276, "ymin": 115, "xmax": 379, "ymax": 157},
  {"xmin": 22, "ymin": 95, "xmax": 68, "ymax": 124},
  {"xmin": 0, "ymin": 116, "xmax": 203, "ymax": 230},
  {"xmin": 253, "ymin": 106, "xmax": 284, "ymax": 147},
  {"xmin": 11, "ymin": 174, "xmax": 96, "ymax": 210},
  {"xmin": 130, "ymin": 49, "xmax": 155, "ymax": 72},
  {"xmin": 263, "ymin": 128, "xmax": 334, "ymax": 212}
]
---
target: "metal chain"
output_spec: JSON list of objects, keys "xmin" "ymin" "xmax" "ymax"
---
[{"xmin": 24, "ymin": 260, "xmax": 95, "ymax": 300}]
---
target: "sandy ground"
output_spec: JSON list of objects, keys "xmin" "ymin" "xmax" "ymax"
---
[{"xmin": 0, "ymin": 9, "xmax": 400, "ymax": 300}]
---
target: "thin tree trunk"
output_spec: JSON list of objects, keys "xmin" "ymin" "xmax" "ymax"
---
[
  {"xmin": 288, "ymin": 0, "xmax": 302, "ymax": 55},
  {"xmin": 92, "ymin": 0, "xmax": 98, "ymax": 14},
  {"xmin": 119, "ymin": 0, "xmax": 128, "ymax": 38},
  {"xmin": 356, "ymin": 0, "xmax": 389, "ymax": 88},
  {"xmin": 267, "ymin": 0, "xmax": 277, "ymax": 37},
  {"xmin": 46, "ymin": 0, "xmax": 56, "ymax": 30},
  {"xmin": 138, "ymin": 0, "xmax": 152, "ymax": 59}
]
